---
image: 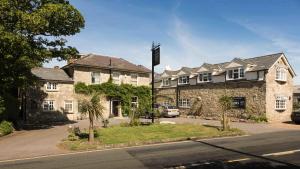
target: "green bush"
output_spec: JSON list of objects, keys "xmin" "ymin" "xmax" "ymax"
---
[
  {"xmin": 0, "ymin": 120, "xmax": 14, "ymax": 136},
  {"xmin": 248, "ymin": 115, "xmax": 268, "ymax": 123}
]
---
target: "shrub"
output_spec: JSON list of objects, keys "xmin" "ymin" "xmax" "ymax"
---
[
  {"xmin": 248, "ymin": 115, "xmax": 268, "ymax": 123},
  {"xmin": 0, "ymin": 120, "xmax": 14, "ymax": 136}
]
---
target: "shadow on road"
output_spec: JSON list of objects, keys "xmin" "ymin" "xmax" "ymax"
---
[
  {"xmin": 164, "ymin": 160, "xmax": 299, "ymax": 169},
  {"xmin": 186, "ymin": 140, "xmax": 300, "ymax": 169}
]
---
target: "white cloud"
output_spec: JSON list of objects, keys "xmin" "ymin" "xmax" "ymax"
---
[
  {"xmin": 165, "ymin": 16, "xmax": 273, "ymax": 71},
  {"xmin": 229, "ymin": 19, "xmax": 300, "ymax": 83}
]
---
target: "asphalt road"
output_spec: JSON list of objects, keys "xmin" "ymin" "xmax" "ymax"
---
[{"xmin": 0, "ymin": 131, "xmax": 299, "ymax": 169}]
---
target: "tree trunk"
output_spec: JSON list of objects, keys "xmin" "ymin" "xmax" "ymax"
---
[{"xmin": 89, "ymin": 113, "xmax": 94, "ymax": 143}]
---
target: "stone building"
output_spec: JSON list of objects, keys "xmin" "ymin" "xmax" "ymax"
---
[
  {"xmin": 26, "ymin": 54, "xmax": 151, "ymax": 123},
  {"xmin": 293, "ymin": 85, "xmax": 300, "ymax": 106},
  {"xmin": 154, "ymin": 53, "xmax": 295, "ymax": 122}
]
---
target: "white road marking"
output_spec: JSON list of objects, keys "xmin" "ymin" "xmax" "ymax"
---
[
  {"xmin": 262, "ymin": 149, "xmax": 300, "ymax": 157},
  {"xmin": 227, "ymin": 158, "xmax": 250, "ymax": 163},
  {"xmin": 0, "ymin": 135, "xmax": 249, "ymax": 164}
]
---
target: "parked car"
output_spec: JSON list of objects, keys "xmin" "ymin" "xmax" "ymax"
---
[
  {"xmin": 161, "ymin": 105, "xmax": 180, "ymax": 117},
  {"xmin": 291, "ymin": 111, "xmax": 300, "ymax": 124}
]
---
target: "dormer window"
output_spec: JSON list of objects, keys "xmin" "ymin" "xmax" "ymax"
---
[
  {"xmin": 162, "ymin": 78, "xmax": 171, "ymax": 86},
  {"xmin": 198, "ymin": 73, "xmax": 212, "ymax": 82},
  {"xmin": 178, "ymin": 76, "xmax": 189, "ymax": 85},
  {"xmin": 227, "ymin": 68, "xmax": 244, "ymax": 80},
  {"xmin": 275, "ymin": 67, "xmax": 287, "ymax": 82}
]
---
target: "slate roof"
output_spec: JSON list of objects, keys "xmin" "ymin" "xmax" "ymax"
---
[
  {"xmin": 64, "ymin": 54, "xmax": 151, "ymax": 73},
  {"xmin": 157, "ymin": 53, "xmax": 285, "ymax": 80},
  {"xmin": 31, "ymin": 67, "xmax": 73, "ymax": 82}
]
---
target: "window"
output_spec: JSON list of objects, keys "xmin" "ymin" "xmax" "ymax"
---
[
  {"xmin": 64, "ymin": 100, "xmax": 73, "ymax": 113},
  {"xmin": 275, "ymin": 96, "xmax": 287, "ymax": 110},
  {"xmin": 162, "ymin": 78, "xmax": 171, "ymax": 86},
  {"xmin": 198, "ymin": 73, "xmax": 212, "ymax": 82},
  {"xmin": 91, "ymin": 72, "xmax": 100, "ymax": 84},
  {"xmin": 179, "ymin": 99, "xmax": 190, "ymax": 108},
  {"xmin": 131, "ymin": 74, "xmax": 138, "ymax": 86},
  {"xmin": 227, "ymin": 68, "xmax": 245, "ymax": 80},
  {"xmin": 276, "ymin": 67, "xmax": 287, "ymax": 81},
  {"xmin": 46, "ymin": 82, "xmax": 57, "ymax": 90},
  {"xmin": 178, "ymin": 76, "xmax": 189, "ymax": 85},
  {"xmin": 232, "ymin": 97, "xmax": 246, "ymax": 109},
  {"xmin": 43, "ymin": 100, "xmax": 54, "ymax": 111},
  {"xmin": 112, "ymin": 72, "xmax": 120, "ymax": 84},
  {"xmin": 131, "ymin": 96, "xmax": 138, "ymax": 108}
]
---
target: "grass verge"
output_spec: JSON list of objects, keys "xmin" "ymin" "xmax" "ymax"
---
[{"xmin": 60, "ymin": 124, "xmax": 244, "ymax": 151}]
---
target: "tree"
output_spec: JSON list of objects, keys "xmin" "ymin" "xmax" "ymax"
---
[
  {"xmin": 78, "ymin": 93, "xmax": 105, "ymax": 143},
  {"xmin": 0, "ymin": 0, "xmax": 84, "ymax": 119},
  {"xmin": 219, "ymin": 95, "xmax": 232, "ymax": 131},
  {"xmin": 190, "ymin": 97, "xmax": 203, "ymax": 118}
]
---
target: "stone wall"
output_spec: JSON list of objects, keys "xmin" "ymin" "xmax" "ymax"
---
[
  {"xmin": 26, "ymin": 81, "xmax": 79, "ymax": 123},
  {"xmin": 73, "ymin": 66, "xmax": 150, "ymax": 86},
  {"xmin": 155, "ymin": 87, "xmax": 177, "ymax": 105},
  {"xmin": 265, "ymin": 57, "xmax": 294, "ymax": 122},
  {"xmin": 155, "ymin": 81, "xmax": 267, "ymax": 120}
]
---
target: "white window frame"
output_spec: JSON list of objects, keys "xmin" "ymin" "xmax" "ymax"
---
[
  {"xmin": 64, "ymin": 100, "xmax": 73, "ymax": 113},
  {"xmin": 162, "ymin": 78, "xmax": 170, "ymax": 86},
  {"xmin": 46, "ymin": 82, "xmax": 57, "ymax": 91},
  {"xmin": 179, "ymin": 99, "xmax": 190, "ymax": 108},
  {"xmin": 178, "ymin": 76, "xmax": 189, "ymax": 85},
  {"xmin": 43, "ymin": 100, "xmax": 54, "ymax": 111},
  {"xmin": 91, "ymin": 72, "xmax": 101, "ymax": 84},
  {"xmin": 227, "ymin": 68, "xmax": 245, "ymax": 80},
  {"xmin": 131, "ymin": 73, "xmax": 138, "ymax": 86},
  {"xmin": 275, "ymin": 67, "xmax": 287, "ymax": 82},
  {"xmin": 275, "ymin": 96, "xmax": 287, "ymax": 110},
  {"xmin": 198, "ymin": 73, "xmax": 212, "ymax": 83},
  {"xmin": 112, "ymin": 72, "xmax": 121, "ymax": 84}
]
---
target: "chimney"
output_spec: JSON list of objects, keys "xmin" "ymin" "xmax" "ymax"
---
[{"xmin": 54, "ymin": 66, "xmax": 60, "ymax": 69}]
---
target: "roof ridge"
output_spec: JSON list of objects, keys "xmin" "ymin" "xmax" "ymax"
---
[{"xmin": 243, "ymin": 52, "xmax": 283, "ymax": 60}]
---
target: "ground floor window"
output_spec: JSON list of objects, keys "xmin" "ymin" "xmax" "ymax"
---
[
  {"xmin": 232, "ymin": 97, "xmax": 246, "ymax": 109},
  {"xmin": 64, "ymin": 100, "xmax": 73, "ymax": 113},
  {"xmin": 179, "ymin": 99, "xmax": 190, "ymax": 108},
  {"xmin": 43, "ymin": 100, "xmax": 54, "ymax": 111},
  {"xmin": 275, "ymin": 96, "xmax": 287, "ymax": 110},
  {"xmin": 131, "ymin": 96, "xmax": 138, "ymax": 108}
]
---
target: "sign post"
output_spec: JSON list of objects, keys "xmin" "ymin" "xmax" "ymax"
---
[{"xmin": 151, "ymin": 42, "xmax": 160, "ymax": 123}]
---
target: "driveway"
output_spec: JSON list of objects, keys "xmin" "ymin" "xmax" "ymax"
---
[
  {"xmin": 0, "ymin": 117, "xmax": 299, "ymax": 161},
  {"xmin": 0, "ymin": 123, "xmax": 71, "ymax": 161}
]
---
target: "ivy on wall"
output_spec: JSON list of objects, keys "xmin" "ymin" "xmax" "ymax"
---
[{"xmin": 75, "ymin": 82, "xmax": 152, "ymax": 117}]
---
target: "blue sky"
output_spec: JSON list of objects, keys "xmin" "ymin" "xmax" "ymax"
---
[{"xmin": 44, "ymin": 0, "xmax": 300, "ymax": 83}]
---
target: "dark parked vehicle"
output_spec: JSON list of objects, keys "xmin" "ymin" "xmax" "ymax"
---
[{"xmin": 291, "ymin": 111, "xmax": 300, "ymax": 124}]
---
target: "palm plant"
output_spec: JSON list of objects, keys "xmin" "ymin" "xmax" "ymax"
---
[
  {"xmin": 78, "ymin": 93, "xmax": 105, "ymax": 142},
  {"xmin": 219, "ymin": 95, "xmax": 232, "ymax": 131}
]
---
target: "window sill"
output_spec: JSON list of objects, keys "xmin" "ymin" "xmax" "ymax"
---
[
  {"xmin": 45, "ymin": 90, "xmax": 58, "ymax": 92},
  {"xmin": 275, "ymin": 108, "xmax": 286, "ymax": 111},
  {"xmin": 179, "ymin": 106, "xmax": 190, "ymax": 109},
  {"xmin": 275, "ymin": 79, "xmax": 287, "ymax": 82}
]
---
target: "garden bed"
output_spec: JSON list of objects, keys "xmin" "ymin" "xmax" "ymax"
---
[{"xmin": 60, "ymin": 124, "xmax": 244, "ymax": 151}]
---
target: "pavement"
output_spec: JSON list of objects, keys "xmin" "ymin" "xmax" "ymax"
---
[
  {"xmin": 0, "ymin": 117, "xmax": 299, "ymax": 163},
  {"xmin": 0, "ymin": 130, "xmax": 299, "ymax": 169}
]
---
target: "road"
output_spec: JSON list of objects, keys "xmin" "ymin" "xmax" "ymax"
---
[{"xmin": 0, "ymin": 130, "xmax": 299, "ymax": 169}]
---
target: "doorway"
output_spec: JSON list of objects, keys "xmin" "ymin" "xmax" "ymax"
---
[{"xmin": 112, "ymin": 100, "xmax": 121, "ymax": 117}]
